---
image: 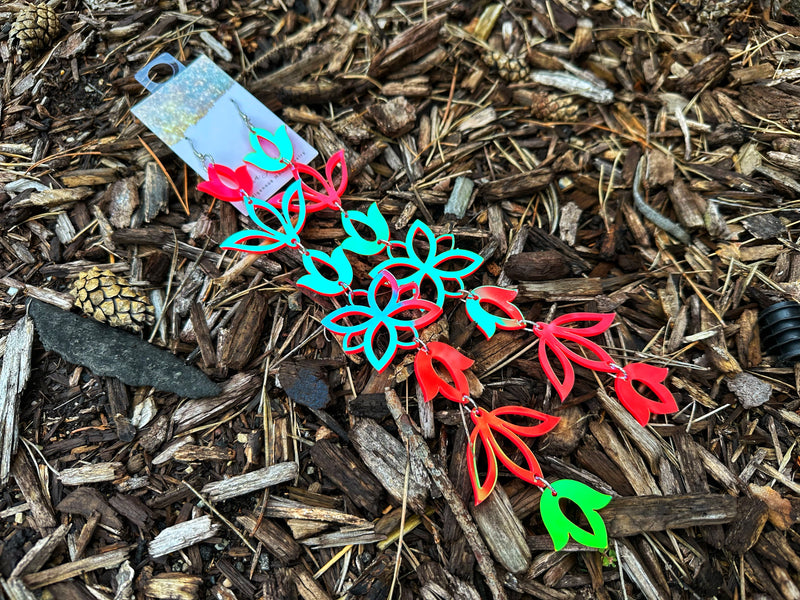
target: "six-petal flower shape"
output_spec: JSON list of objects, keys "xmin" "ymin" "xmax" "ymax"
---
[{"xmin": 321, "ymin": 270, "xmax": 442, "ymax": 371}]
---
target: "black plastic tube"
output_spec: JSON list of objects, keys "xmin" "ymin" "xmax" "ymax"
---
[{"xmin": 759, "ymin": 301, "xmax": 800, "ymax": 364}]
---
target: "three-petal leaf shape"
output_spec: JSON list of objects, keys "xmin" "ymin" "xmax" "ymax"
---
[
  {"xmin": 278, "ymin": 150, "xmax": 349, "ymax": 213},
  {"xmin": 614, "ymin": 362, "xmax": 678, "ymax": 426},
  {"xmin": 341, "ymin": 202, "xmax": 390, "ymax": 256},
  {"xmin": 539, "ymin": 479, "xmax": 612, "ymax": 551},
  {"xmin": 244, "ymin": 124, "xmax": 294, "ymax": 173},
  {"xmin": 371, "ymin": 221, "xmax": 483, "ymax": 306},
  {"xmin": 414, "ymin": 342, "xmax": 474, "ymax": 403},
  {"xmin": 220, "ymin": 180, "xmax": 306, "ymax": 254},
  {"xmin": 468, "ymin": 406, "xmax": 561, "ymax": 505},
  {"xmin": 532, "ymin": 313, "xmax": 616, "ymax": 401},
  {"xmin": 297, "ymin": 246, "xmax": 354, "ymax": 296},
  {"xmin": 465, "ymin": 286, "xmax": 526, "ymax": 339},
  {"xmin": 197, "ymin": 163, "xmax": 254, "ymax": 202},
  {"xmin": 321, "ymin": 270, "xmax": 442, "ymax": 371}
]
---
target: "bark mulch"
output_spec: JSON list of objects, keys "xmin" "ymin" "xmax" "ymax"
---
[{"xmin": 2, "ymin": 0, "xmax": 800, "ymax": 599}]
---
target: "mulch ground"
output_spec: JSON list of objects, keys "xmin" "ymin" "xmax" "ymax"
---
[{"xmin": 2, "ymin": 0, "xmax": 800, "ymax": 599}]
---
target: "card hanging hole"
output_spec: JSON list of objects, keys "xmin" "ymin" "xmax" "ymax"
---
[{"xmin": 134, "ymin": 53, "xmax": 185, "ymax": 94}]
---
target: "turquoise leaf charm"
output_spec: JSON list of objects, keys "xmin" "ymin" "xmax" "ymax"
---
[
  {"xmin": 297, "ymin": 247, "xmax": 354, "ymax": 296},
  {"xmin": 341, "ymin": 203, "xmax": 390, "ymax": 256},
  {"xmin": 244, "ymin": 124, "xmax": 294, "ymax": 173}
]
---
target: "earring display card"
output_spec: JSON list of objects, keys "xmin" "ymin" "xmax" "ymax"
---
[{"xmin": 132, "ymin": 53, "xmax": 317, "ymax": 214}]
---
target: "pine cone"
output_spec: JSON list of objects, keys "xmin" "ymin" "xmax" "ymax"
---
[
  {"xmin": 9, "ymin": 4, "xmax": 60, "ymax": 54},
  {"xmin": 482, "ymin": 50, "xmax": 530, "ymax": 83},
  {"xmin": 70, "ymin": 268, "xmax": 155, "ymax": 333}
]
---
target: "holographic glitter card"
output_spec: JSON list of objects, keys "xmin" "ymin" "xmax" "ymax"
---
[{"xmin": 132, "ymin": 53, "xmax": 317, "ymax": 213}]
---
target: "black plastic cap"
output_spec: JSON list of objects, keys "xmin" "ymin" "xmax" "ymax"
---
[{"xmin": 759, "ymin": 300, "xmax": 800, "ymax": 364}]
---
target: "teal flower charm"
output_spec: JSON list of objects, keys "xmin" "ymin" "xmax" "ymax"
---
[
  {"xmin": 297, "ymin": 246, "xmax": 354, "ymax": 296},
  {"xmin": 244, "ymin": 124, "xmax": 294, "ymax": 173},
  {"xmin": 464, "ymin": 286, "xmax": 526, "ymax": 338},
  {"xmin": 341, "ymin": 203, "xmax": 390, "ymax": 256},
  {"xmin": 371, "ymin": 221, "xmax": 483, "ymax": 306},
  {"xmin": 219, "ymin": 180, "xmax": 306, "ymax": 254},
  {"xmin": 321, "ymin": 270, "xmax": 442, "ymax": 371}
]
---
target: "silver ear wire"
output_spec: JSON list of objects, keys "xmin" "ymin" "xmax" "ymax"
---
[
  {"xmin": 231, "ymin": 98, "xmax": 255, "ymax": 132},
  {"xmin": 184, "ymin": 136, "xmax": 213, "ymax": 170}
]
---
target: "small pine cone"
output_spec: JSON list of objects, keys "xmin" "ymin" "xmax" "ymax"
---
[
  {"xmin": 482, "ymin": 50, "xmax": 529, "ymax": 83},
  {"xmin": 70, "ymin": 267, "xmax": 155, "ymax": 333},
  {"xmin": 528, "ymin": 92, "xmax": 581, "ymax": 122},
  {"xmin": 9, "ymin": 4, "xmax": 60, "ymax": 54}
]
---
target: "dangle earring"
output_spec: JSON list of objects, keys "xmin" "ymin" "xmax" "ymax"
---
[
  {"xmin": 186, "ymin": 136, "xmax": 255, "ymax": 202},
  {"xmin": 232, "ymin": 99, "xmax": 296, "ymax": 175}
]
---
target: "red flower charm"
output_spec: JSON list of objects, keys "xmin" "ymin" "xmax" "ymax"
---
[
  {"xmin": 468, "ymin": 406, "xmax": 560, "ymax": 504},
  {"xmin": 275, "ymin": 150, "xmax": 348, "ymax": 213},
  {"xmin": 197, "ymin": 163, "xmax": 254, "ymax": 202},
  {"xmin": 414, "ymin": 342, "xmax": 474, "ymax": 403},
  {"xmin": 614, "ymin": 362, "xmax": 678, "ymax": 426},
  {"xmin": 532, "ymin": 313, "xmax": 616, "ymax": 401}
]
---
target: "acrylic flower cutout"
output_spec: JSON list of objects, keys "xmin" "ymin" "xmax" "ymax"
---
[
  {"xmin": 414, "ymin": 342, "xmax": 474, "ymax": 403},
  {"xmin": 297, "ymin": 246, "xmax": 354, "ymax": 297},
  {"xmin": 341, "ymin": 203, "xmax": 390, "ymax": 256},
  {"xmin": 276, "ymin": 150, "xmax": 349, "ymax": 213},
  {"xmin": 371, "ymin": 220, "xmax": 483, "ymax": 306},
  {"xmin": 321, "ymin": 270, "xmax": 443, "ymax": 372},
  {"xmin": 220, "ymin": 180, "xmax": 306, "ymax": 254},
  {"xmin": 614, "ymin": 362, "xmax": 678, "ymax": 426},
  {"xmin": 464, "ymin": 286, "xmax": 526, "ymax": 339},
  {"xmin": 244, "ymin": 124, "xmax": 294, "ymax": 173},
  {"xmin": 197, "ymin": 163, "xmax": 253, "ymax": 202},
  {"xmin": 539, "ymin": 479, "xmax": 612, "ymax": 551},
  {"xmin": 532, "ymin": 312, "xmax": 616, "ymax": 401},
  {"xmin": 468, "ymin": 406, "xmax": 560, "ymax": 505}
]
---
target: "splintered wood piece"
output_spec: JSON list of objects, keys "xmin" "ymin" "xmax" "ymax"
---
[
  {"xmin": 350, "ymin": 419, "xmax": 431, "ymax": 514},
  {"xmin": 172, "ymin": 372, "xmax": 261, "ymax": 433},
  {"xmin": 444, "ymin": 176, "xmax": 474, "ymax": 219},
  {"xmin": 10, "ymin": 523, "xmax": 70, "ymax": 578},
  {"xmin": 218, "ymin": 291, "xmax": 269, "ymax": 370},
  {"xmin": 503, "ymin": 251, "xmax": 571, "ymax": 282},
  {"xmin": 724, "ymin": 497, "xmax": 769, "ymax": 553},
  {"xmin": 148, "ymin": 516, "xmax": 221, "ymax": 558},
  {"xmin": 588, "ymin": 420, "xmax": 660, "ymax": 496},
  {"xmin": 105, "ymin": 377, "xmax": 135, "ymax": 442},
  {"xmin": 602, "ymin": 494, "xmax": 740, "ymax": 536},
  {"xmin": 172, "ymin": 445, "xmax": 235, "ymax": 462},
  {"xmin": 616, "ymin": 540, "xmax": 664, "ymax": 600},
  {"xmin": 472, "ymin": 484, "xmax": 531, "ymax": 575},
  {"xmin": 141, "ymin": 162, "xmax": 169, "ymax": 223},
  {"xmin": 11, "ymin": 452, "xmax": 57, "ymax": 535},
  {"xmin": 368, "ymin": 15, "xmax": 445, "ymax": 78},
  {"xmin": 189, "ymin": 302, "xmax": 215, "ymax": 369},
  {"xmin": 596, "ymin": 389, "xmax": 663, "ymax": 472},
  {"xmin": 0, "ymin": 316, "xmax": 34, "ymax": 484},
  {"xmin": 515, "ymin": 279, "xmax": 604, "ymax": 301},
  {"xmin": 237, "ymin": 514, "xmax": 301, "ymax": 564},
  {"xmin": 668, "ymin": 177, "xmax": 706, "ymax": 230},
  {"xmin": 309, "ymin": 439, "xmax": 384, "ymax": 516},
  {"xmin": 292, "ymin": 564, "xmax": 333, "ymax": 600},
  {"xmin": 0, "ymin": 577, "xmax": 38, "ymax": 600},
  {"xmin": 56, "ymin": 487, "xmax": 124, "ymax": 531},
  {"xmin": 59, "ymin": 462, "xmax": 124, "ymax": 486},
  {"xmin": 200, "ymin": 462, "xmax": 298, "ymax": 502},
  {"xmin": 300, "ymin": 526, "xmax": 385, "ymax": 549},
  {"xmin": 264, "ymin": 495, "xmax": 370, "ymax": 526},
  {"xmin": 480, "ymin": 171, "xmax": 552, "ymax": 202},
  {"xmin": 22, "ymin": 547, "xmax": 131, "ymax": 589},
  {"xmin": 108, "ymin": 494, "xmax": 154, "ymax": 530},
  {"xmin": 143, "ymin": 573, "xmax": 203, "ymax": 600},
  {"xmin": 73, "ymin": 511, "xmax": 102, "ymax": 560}
]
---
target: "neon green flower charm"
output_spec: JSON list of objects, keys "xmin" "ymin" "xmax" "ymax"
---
[
  {"xmin": 244, "ymin": 124, "xmax": 294, "ymax": 172},
  {"xmin": 539, "ymin": 479, "xmax": 612, "ymax": 551}
]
